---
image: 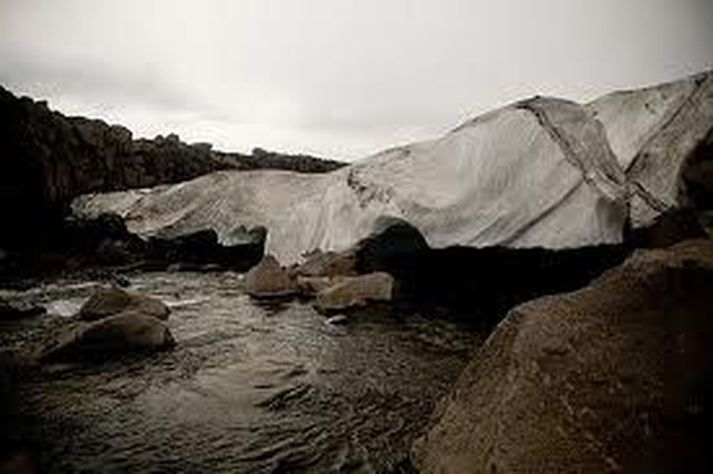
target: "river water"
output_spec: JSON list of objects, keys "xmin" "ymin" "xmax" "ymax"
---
[{"xmin": 0, "ymin": 271, "xmax": 483, "ymax": 473}]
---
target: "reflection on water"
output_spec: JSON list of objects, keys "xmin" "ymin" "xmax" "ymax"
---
[{"xmin": 1, "ymin": 272, "xmax": 482, "ymax": 473}]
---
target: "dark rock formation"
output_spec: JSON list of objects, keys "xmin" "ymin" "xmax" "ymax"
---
[
  {"xmin": 216, "ymin": 147, "xmax": 345, "ymax": 174},
  {"xmin": 350, "ymin": 219, "xmax": 630, "ymax": 320},
  {"xmin": 413, "ymin": 238, "xmax": 713, "ymax": 473},
  {"xmin": 628, "ymin": 207, "xmax": 708, "ymax": 249},
  {"xmin": 146, "ymin": 227, "xmax": 265, "ymax": 271},
  {"xmin": 0, "ymin": 85, "xmax": 344, "ymax": 252}
]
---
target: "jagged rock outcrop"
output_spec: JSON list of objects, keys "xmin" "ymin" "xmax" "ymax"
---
[
  {"xmin": 0, "ymin": 85, "xmax": 344, "ymax": 250},
  {"xmin": 0, "ymin": 299, "xmax": 46, "ymax": 320},
  {"xmin": 413, "ymin": 238, "xmax": 713, "ymax": 473},
  {"xmin": 73, "ymin": 71, "xmax": 713, "ymax": 264}
]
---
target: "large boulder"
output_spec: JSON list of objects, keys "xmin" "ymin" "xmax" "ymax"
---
[
  {"xmin": 314, "ymin": 272, "xmax": 394, "ymax": 312},
  {"xmin": 78, "ymin": 286, "xmax": 170, "ymax": 321},
  {"xmin": 40, "ymin": 311, "xmax": 175, "ymax": 362},
  {"xmin": 244, "ymin": 255, "xmax": 299, "ymax": 298},
  {"xmin": 413, "ymin": 239, "xmax": 713, "ymax": 473}
]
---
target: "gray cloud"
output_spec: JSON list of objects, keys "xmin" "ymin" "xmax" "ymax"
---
[{"xmin": 1, "ymin": 0, "xmax": 711, "ymax": 160}]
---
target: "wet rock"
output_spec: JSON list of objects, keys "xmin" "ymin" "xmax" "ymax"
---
[
  {"xmin": 354, "ymin": 217, "xmax": 430, "ymax": 274},
  {"xmin": 296, "ymin": 275, "xmax": 340, "ymax": 296},
  {"xmin": 0, "ymin": 299, "xmax": 46, "ymax": 320},
  {"xmin": 244, "ymin": 255, "xmax": 299, "ymax": 298},
  {"xmin": 40, "ymin": 311, "xmax": 175, "ymax": 362},
  {"xmin": 315, "ymin": 272, "xmax": 394, "ymax": 312},
  {"xmin": 293, "ymin": 249, "xmax": 357, "ymax": 278},
  {"xmin": 78, "ymin": 286, "xmax": 170, "ymax": 321},
  {"xmin": 413, "ymin": 239, "xmax": 713, "ymax": 473}
]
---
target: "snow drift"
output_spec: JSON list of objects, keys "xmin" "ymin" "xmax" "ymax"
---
[{"xmin": 73, "ymin": 71, "xmax": 713, "ymax": 264}]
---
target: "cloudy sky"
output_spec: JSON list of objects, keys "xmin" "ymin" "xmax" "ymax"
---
[{"xmin": 1, "ymin": 0, "xmax": 711, "ymax": 160}]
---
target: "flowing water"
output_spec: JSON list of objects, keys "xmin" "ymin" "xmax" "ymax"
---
[{"xmin": 0, "ymin": 271, "xmax": 483, "ymax": 473}]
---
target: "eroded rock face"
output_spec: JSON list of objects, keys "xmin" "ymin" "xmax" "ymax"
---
[
  {"xmin": 0, "ymin": 85, "xmax": 343, "ymax": 251},
  {"xmin": 40, "ymin": 311, "xmax": 175, "ymax": 362},
  {"xmin": 244, "ymin": 255, "xmax": 299, "ymax": 298},
  {"xmin": 78, "ymin": 286, "xmax": 170, "ymax": 321},
  {"xmin": 314, "ymin": 272, "xmax": 394, "ymax": 312},
  {"xmin": 413, "ymin": 239, "xmax": 713, "ymax": 473}
]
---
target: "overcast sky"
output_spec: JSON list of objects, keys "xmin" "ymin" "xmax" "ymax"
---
[{"xmin": 1, "ymin": 0, "xmax": 711, "ymax": 160}]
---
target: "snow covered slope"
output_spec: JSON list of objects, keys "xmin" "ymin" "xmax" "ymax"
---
[
  {"xmin": 74, "ymin": 72, "xmax": 713, "ymax": 263},
  {"xmin": 588, "ymin": 71, "xmax": 713, "ymax": 226}
]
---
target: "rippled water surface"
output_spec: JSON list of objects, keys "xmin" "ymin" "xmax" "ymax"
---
[{"xmin": 0, "ymin": 272, "xmax": 483, "ymax": 473}]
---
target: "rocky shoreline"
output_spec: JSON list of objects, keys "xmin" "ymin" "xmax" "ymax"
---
[{"xmin": 1, "ymin": 70, "xmax": 713, "ymax": 472}]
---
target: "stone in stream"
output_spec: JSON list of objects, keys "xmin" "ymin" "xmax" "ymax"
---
[
  {"xmin": 78, "ymin": 286, "xmax": 170, "ymax": 321},
  {"xmin": 40, "ymin": 311, "xmax": 175, "ymax": 362},
  {"xmin": 244, "ymin": 254, "xmax": 299, "ymax": 298},
  {"xmin": 413, "ymin": 238, "xmax": 713, "ymax": 473},
  {"xmin": 314, "ymin": 272, "xmax": 394, "ymax": 313},
  {"xmin": 292, "ymin": 249, "xmax": 357, "ymax": 278}
]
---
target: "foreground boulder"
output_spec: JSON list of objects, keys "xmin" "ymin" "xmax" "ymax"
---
[
  {"xmin": 78, "ymin": 286, "xmax": 170, "ymax": 321},
  {"xmin": 413, "ymin": 239, "xmax": 713, "ymax": 473},
  {"xmin": 40, "ymin": 311, "xmax": 175, "ymax": 362},
  {"xmin": 244, "ymin": 255, "xmax": 299, "ymax": 298},
  {"xmin": 314, "ymin": 272, "xmax": 394, "ymax": 312}
]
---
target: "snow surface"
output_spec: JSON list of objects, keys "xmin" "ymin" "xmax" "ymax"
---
[
  {"xmin": 588, "ymin": 71, "xmax": 713, "ymax": 226},
  {"xmin": 73, "ymin": 71, "xmax": 713, "ymax": 263}
]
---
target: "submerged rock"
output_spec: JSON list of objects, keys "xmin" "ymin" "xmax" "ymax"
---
[
  {"xmin": 244, "ymin": 255, "xmax": 299, "ymax": 298},
  {"xmin": 314, "ymin": 272, "xmax": 394, "ymax": 312},
  {"xmin": 40, "ymin": 311, "xmax": 175, "ymax": 362},
  {"xmin": 413, "ymin": 239, "xmax": 713, "ymax": 473},
  {"xmin": 78, "ymin": 286, "xmax": 170, "ymax": 321}
]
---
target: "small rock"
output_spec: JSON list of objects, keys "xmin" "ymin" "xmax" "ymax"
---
[
  {"xmin": 0, "ymin": 299, "xmax": 46, "ymax": 320},
  {"xmin": 293, "ymin": 249, "xmax": 357, "ymax": 278},
  {"xmin": 315, "ymin": 272, "xmax": 394, "ymax": 312},
  {"xmin": 78, "ymin": 286, "xmax": 170, "ymax": 321},
  {"xmin": 244, "ymin": 255, "xmax": 298, "ymax": 298}
]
